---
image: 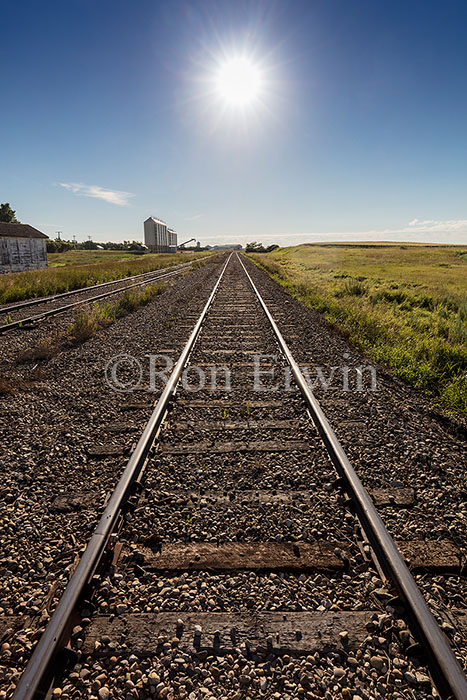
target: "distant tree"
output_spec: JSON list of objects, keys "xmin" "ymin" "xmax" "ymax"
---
[
  {"xmin": 245, "ymin": 242, "xmax": 279, "ymax": 253},
  {"xmin": 46, "ymin": 237, "xmax": 75, "ymax": 253},
  {"xmin": 128, "ymin": 240, "xmax": 143, "ymax": 250},
  {"xmin": 245, "ymin": 241, "xmax": 262, "ymax": 252},
  {"xmin": 100, "ymin": 241, "xmax": 120, "ymax": 250},
  {"xmin": 0, "ymin": 203, "xmax": 19, "ymax": 223},
  {"xmin": 82, "ymin": 239, "xmax": 98, "ymax": 250}
]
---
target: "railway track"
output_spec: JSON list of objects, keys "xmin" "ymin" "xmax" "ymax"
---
[
  {"xmin": 0, "ymin": 256, "xmax": 210, "ymax": 334},
  {"xmin": 8, "ymin": 253, "xmax": 467, "ymax": 699}
]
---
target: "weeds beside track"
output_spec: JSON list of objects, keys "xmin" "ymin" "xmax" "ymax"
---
[{"xmin": 247, "ymin": 244, "xmax": 467, "ymax": 416}]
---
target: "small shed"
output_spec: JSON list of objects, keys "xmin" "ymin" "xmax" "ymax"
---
[{"xmin": 0, "ymin": 222, "xmax": 49, "ymax": 273}]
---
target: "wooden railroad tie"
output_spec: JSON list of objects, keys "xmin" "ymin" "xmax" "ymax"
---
[
  {"xmin": 49, "ymin": 486, "xmax": 415, "ymax": 514},
  {"xmin": 146, "ymin": 487, "xmax": 415, "ymax": 508},
  {"xmin": 159, "ymin": 440, "xmax": 310, "ymax": 455},
  {"xmin": 125, "ymin": 542, "xmax": 346, "ymax": 573},
  {"xmin": 82, "ymin": 611, "xmax": 378, "ymax": 656},
  {"xmin": 118, "ymin": 540, "xmax": 465, "ymax": 575}
]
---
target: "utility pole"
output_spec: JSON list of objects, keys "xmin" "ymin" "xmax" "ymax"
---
[{"xmin": 55, "ymin": 231, "xmax": 62, "ymax": 240}]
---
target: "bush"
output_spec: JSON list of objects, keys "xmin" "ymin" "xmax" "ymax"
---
[{"xmin": 340, "ymin": 279, "xmax": 367, "ymax": 297}]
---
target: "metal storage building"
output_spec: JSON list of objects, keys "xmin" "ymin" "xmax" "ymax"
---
[
  {"xmin": 0, "ymin": 223, "xmax": 48, "ymax": 273},
  {"xmin": 144, "ymin": 217, "xmax": 177, "ymax": 253},
  {"xmin": 167, "ymin": 228, "xmax": 177, "ymax": 253}
]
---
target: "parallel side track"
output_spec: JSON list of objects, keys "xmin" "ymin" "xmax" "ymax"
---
[{"xmin": 0, "ymin": 256, "xmax": 211, "ymax": 334}]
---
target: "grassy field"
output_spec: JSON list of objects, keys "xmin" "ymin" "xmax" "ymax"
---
[
  {"xmin": 47, "ymin": 250, "xmax": 149, "ymax": 267},
  {"xmin": 247, "ymin": 243, "xmax": 467, "ymax": 416},
  {"xmin": 0, "ymin": 250, "xmax": 212, "ymax": 305}
]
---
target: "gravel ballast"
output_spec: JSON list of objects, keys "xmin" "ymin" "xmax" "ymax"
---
[{"xmin": 1, "ymin": 253, "xmax": 465, "ymax": 698}]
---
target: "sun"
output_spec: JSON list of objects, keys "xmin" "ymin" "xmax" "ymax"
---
[{"xmin": 215, "ymin": 57, "xmax": 262, "ymax": 107}]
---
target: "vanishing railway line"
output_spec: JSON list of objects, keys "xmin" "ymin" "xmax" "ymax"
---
[
  {"xmin": 0, "ymin": 257, "xmax": 210, "ymax": 334},
  {"xmin": 8, "ymin": 253, "xmax": 467, "ymax": 699}
]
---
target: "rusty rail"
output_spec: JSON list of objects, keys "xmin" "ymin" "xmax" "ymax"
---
[
  {"xmin": 237, "ymin": 252, "xmax": 467, "ymax": 700},
  {"xmin": 12, "ymin": 254, "xmax": 232, "ymax": 699}
]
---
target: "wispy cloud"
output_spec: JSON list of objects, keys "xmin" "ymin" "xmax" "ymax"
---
[
  {"xmin": 59, "ymin": 182, "xmax": 134, "ymax": 206},
  {"xmin": 184, "ymin": 213, "xmax": 203, "ymax": 221},
  {"xmin": 280, "ymin": 218, "xmax": 467, "ymax": 240},
  {"xmin": 407, "ymin": 218, "xmax": 467, "ymax": 233}
]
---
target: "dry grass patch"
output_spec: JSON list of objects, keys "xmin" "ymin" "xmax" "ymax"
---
[
  {"xmin": 0, "ymin": 378, "xmax": 19, "ymax": 395},
  {"xmin": 0, "ymin": 376, "xmax": 33, "ymax": 395},
  {"xmin": 16, "ymin": 339, "xmax": 61, "ymax": 364}
]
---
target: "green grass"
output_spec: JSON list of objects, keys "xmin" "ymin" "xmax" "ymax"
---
[
  {"xmin": 0, "ymin": 250, "xmax": 212, "ymax": 305},
  {"xmin": 67, "ymin": 282, "xmax": 166, "ymax": 343},
  {"xmin": 246, "ymin": 243, "xmax": 467, "ymax": 416}
]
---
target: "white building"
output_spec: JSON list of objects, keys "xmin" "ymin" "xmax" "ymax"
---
[
  {"xmin": 144, "ymin": 217, "xmax": 177, "ymax": 253},
  {"xmin": 144, "ymin": 217, "xmax": 167, "ymax": 253},
  {"xmin": 0, "ymin": 222, "xmax": 48, "ymax": 273},
  {"xmin": 167, "ymin": 228, "xmax": 177, "ymax": 253}
]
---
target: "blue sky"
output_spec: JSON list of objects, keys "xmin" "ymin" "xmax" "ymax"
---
[{"xmin": 1, "ymin": 0, "xmax": 467, "ymax": 245}]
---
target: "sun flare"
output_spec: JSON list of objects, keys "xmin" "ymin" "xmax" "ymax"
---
[{"xmin": 215, "ymin": 57, "xmax": 262, "ymax": 107}]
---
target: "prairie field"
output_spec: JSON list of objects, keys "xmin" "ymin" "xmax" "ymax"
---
[
  {"xmin": 247, "ymin": 243, "xmax": 467, "ymax": 416},
  {"xmin": 47, "ymin": 250, "xmax": 151, "ymax": 267},
  {"xmin": 0, "ymin": 250, "xmax": 211, "ymax": 305}
]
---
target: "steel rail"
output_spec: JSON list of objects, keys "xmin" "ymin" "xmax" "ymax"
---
[
  {"xmin": 0, "ymin": 256, "xmax": 211, "ymax": 315},
  {"xmin": 237, "ymin": 253, "xmax": 467, "ymax": 700},
  {"xmin": 12, "ymin": 253, "xmax": 232, "ymax": 700},
  {"xmin": 0, "ymin": 259, "xmax": 210, "ymax": 334}
]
